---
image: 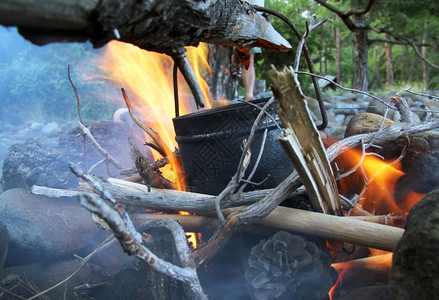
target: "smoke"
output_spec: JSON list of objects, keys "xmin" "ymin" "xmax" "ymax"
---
[{"xmin": 0, "ymin": 26, "xmax": 117, "ymax": 126}]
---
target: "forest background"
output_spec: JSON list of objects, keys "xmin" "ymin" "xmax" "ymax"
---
[{"xmin": 0, "ymin": 0, "xmax": 438, "ymax": 125}]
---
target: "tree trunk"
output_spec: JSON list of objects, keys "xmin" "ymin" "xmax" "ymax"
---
[
  {"xmin": 384, "ymin": 33, "xmax": 394, "ymax": 89},
  {"xmin": 422, "ymin": 22, "xmax": 430, "ymax": 91},
  {"xmin": 334, "ymin": 17, "xmax": 342, "ymax": 85},
  {"xmin": 319, "ymin": 33, "xmax": 323, "ymax": 74},
  {"xmin": 408, "ymin": 49, "xmax": 419, "ymax": 86},
  {"xmin": 206, "ymin": 45, "xmax": 238, "ymax": 101},
  {"xmin": 352, "ymin": 15, "xmax": 369, "ymax": 91},
  {"xmin": 375, "ymin": 52, "xmax": 385, "ymax": 90},
  {"xmin": 0, "ymin": 0, "xmax": 290, "ymax": 54}
]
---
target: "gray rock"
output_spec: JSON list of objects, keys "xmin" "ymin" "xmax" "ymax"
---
[
  {"xmin": 0, "ymin": 189, "xmax": 101, "ymax": 265},
  {"xmin": 390, "ymin": 189, "xmax": 439, "ymax": 299},
  {"xmin": 424, "ymin": 100, "xmax": 439, "ymax": 118},
  {"xmin": 0, "ymin": 258, "xmax": 112, "ymax": 299},
  {"xmin": 332, "ymin": 103, "xmax": 359, "ymax": 116},
  {"xmin": 366, "ymin": 96, "xmax": 392, "ymax": 117},
  {"xmin": 1, "ymin": 121, "xmax": 145, "ymax": 191}
]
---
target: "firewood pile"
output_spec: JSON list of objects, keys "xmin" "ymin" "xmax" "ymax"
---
[
  {"xmin": 1, "ymin": 1, "xmax": 439, "ymax": 299},
  {"xmin": 6, "ymin": 68, "xmax": 436, "ymax": 300}
]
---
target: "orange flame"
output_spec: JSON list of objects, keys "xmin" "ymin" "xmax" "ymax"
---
[
  {"xmin": 97, "ymin": 41, "xmax": 214, "ymax": 248},
  {"xmin": 98, "ymin": 41, "xmax": 215, "ymax": 190},
  {"xmin": 339, "ymin": 148, "xmax": 425, "ymax": 215},
  {"xmin": 329, "ymin": 253, "xmax": 393, "ymax": 299}
]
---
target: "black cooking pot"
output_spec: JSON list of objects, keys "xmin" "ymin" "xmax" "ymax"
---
[{"xmin": 173, "ymin": 99, "xmax": 293, "ymax": 195}]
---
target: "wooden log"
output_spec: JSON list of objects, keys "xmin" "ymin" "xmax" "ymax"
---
[
  {"xmin": 0, "ymin": 0, "xmax": 291, "ymax": 54},
  {"xmin": 269, "ymin": 66, "xmax": 340, "ymax": 215},
  {"xmin": 133, "ymin": 207, "xmax": 404, "ymax": 252},
  {"xmin": 32, "ymin": 181, "xmax": 402, "ymax": 251}
]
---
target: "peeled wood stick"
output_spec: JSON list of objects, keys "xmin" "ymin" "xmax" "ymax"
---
[
  {"xmin": 346, "ymin": 215, "xmax": 407, "ymax": 227},
  {"xmin": 32, "ymin": 183, "xmax": 403, "ymax": 251},
  {"xmin": 223, "ymin": 206, "xmax": 403, "ymax": 252},
  {"xmin": 133, "ymin": 207, "xmax": 404, "ymax": 252}
]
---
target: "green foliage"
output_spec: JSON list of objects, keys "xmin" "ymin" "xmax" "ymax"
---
[
  {"xmin": 0, "ymin": 30, "xmax": 114, "ymax": 125},
  {"xmin": 255, "ymin": 0, "xmax": 439, "ymax": 94}
]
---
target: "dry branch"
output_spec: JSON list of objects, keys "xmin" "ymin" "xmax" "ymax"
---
[
  {"xmin": 77, "ymin": 193, "xmax": 207, "ymax": 300},
  {"xmin": 193, "ymin": 172, "xmax": 302, "ymax": 266},
  {"xmin": 121, "ymin": 88, "xmax": 171, "ymax": 157},
  {"xmin": 326, "ymin": 95, "xmax": 439, "ymax": 162},
  {"xmin": 269, "ymin": 66, "xmax": 340, "ymax": 215},
  {"xmin": 0, "ymin": 0, "xmax": 291, "ymax": 55},
  {"xmin": 134, "ymin": 206, "xmax": 403, "ymax": 252}
]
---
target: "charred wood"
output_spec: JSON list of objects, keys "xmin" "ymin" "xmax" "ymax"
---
[{"xmin": 0, "ymin": 0, "xmax": 291, "ymax": 55}]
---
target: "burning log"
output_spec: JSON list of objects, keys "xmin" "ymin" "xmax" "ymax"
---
[{"xmin": 0, "ymin": 0, "xmax": 291, "ymax": 54}]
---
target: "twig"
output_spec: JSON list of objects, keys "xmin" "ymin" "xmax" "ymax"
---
[
  {"xmin": 67, "ymin": 65, "xmax": 83, "ymax": 124},
  {"xmin": 77, "ymin": 122, "xmax": 125, "ymax": 170},
  {"xmin": 121, "ymin": 88, "xmax": 172, "ymax": 157},
  {"xmin": 295, "ymin": 70, "xmax": 394, "ymax": 109},
  {"xmin": 238, "ymin": 128, "xmax": 268, "ymax": 193},
  {"xmin": 400, "ymin": 88, "xmax": 439, "ymax": 101},
  {"xmin": 214, "ymin": 98, "xmax": 275, "ymax": 224},
  {"xmin": 169, "ymin": 48, "xmax": 205, "ymax": 108},
  {"xmin": 67, "ymin": 65, "xmax": 125, "ymax": 171},
  {"xmin": 193, "ymin": 171, "xmax": 302, "ymax": 266},
  {"xmin": 235, "ymin": 98, "xmax": 275, "ymax": 186},
  {"xmin": 88, "ymin": 158, "xmax": 106, "ymax": 173},
  {"xmin": 68, "ymin": 65, "xmax": 88, "ymax": 171},
  {"xmin": 137, "ymin": 218, "xmax": 196, "ymax": 269},
  {"xmin": 76, "ymin": 193, "xmax": 207, "ymax": 300},
  {"xmin": 294, "ymin": 15, "xmax": 326, "ymax": 72},
  {"xmin": 27, "ymin": 235, "xmax": 115, "ymax": 300}
]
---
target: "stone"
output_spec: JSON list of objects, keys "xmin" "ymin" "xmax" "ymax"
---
[
  {"xmin": 366, "ymin": 96, "xmax": 391, "ymax": 116},
  {"xmin": 344, "ymin": 112, "xmax": 395, "ymax": 138},
  {"xmin": 424, "ymin": 100, "xmax": 439, "ymax": 118},
  {"xmin": 343, "ymin": 113, "xmax": 439, "ymax": 213},
  {"xmin": 379, "ymin": 131, "xmax": 439, "ymax": 208},
  {"xmin": 390, "ymin": 189, "xmax": 439, "ymax": 299},
  {"xmin": 0, "ymin": 189, "xmax": 101, "ymax": 265},
  {"xmin": 1, "ymin": 120, "xmax": 146, "ymax": 191},
  {"xmin": 0, "ymin": 258, "xmax": 112, "ymax": 299},
  {"xmin": 0, "ymin": 221, "xmax": 7, "ymax": 273}
]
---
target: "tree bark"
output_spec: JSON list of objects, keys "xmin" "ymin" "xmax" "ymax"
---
[
  {"xmin": 0, "ymin": 0, "xmax": 290, "ymax": 54},
  {"xmin": 206, "ymin": 45, "xmax": 238, "ymax": 101},
  {"xmin": 352, "ymin": 14, "xmax": 369, "ymax": 90},
  {"xmin": 422, "ymin": 22, "xmax": 430, "ymax": 91},
  {"xmin": 385, "ymin": 32, "xmax": 394, "ymax": 89},
  {"xmin": 334, "ymin": 16, "xmax": 342, "ymax": 84},
  {"xmin": 375, "ymin": 52, "xmax": 385, "ymax": 90}
]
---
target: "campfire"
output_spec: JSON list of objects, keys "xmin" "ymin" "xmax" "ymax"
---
[
  {"xmin": 2, "ymin": 2, "xmax": 439, "ymax": 300},
  {"xmin": 57, "ymin": 42, "xmax": 439, "ymax": 299}
]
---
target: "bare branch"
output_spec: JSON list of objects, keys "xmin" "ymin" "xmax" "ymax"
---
[
  {"xmin": 68, "ymin": 65, "xmax": 125, "ymax": 171},
  {"xmin": 77, "ymin": 193, "xmax": 207, "ymax": 299},
  {"xmin": 296, "ymin": 71, "xmax": 394, "ymax": 108},
  {"xmin": 121, "ymin": 88, "xmax": 172, "ymax": 157},
  {"xmin": 345, "ymin": 0, "xmax": 375, "ymax": 16}
]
